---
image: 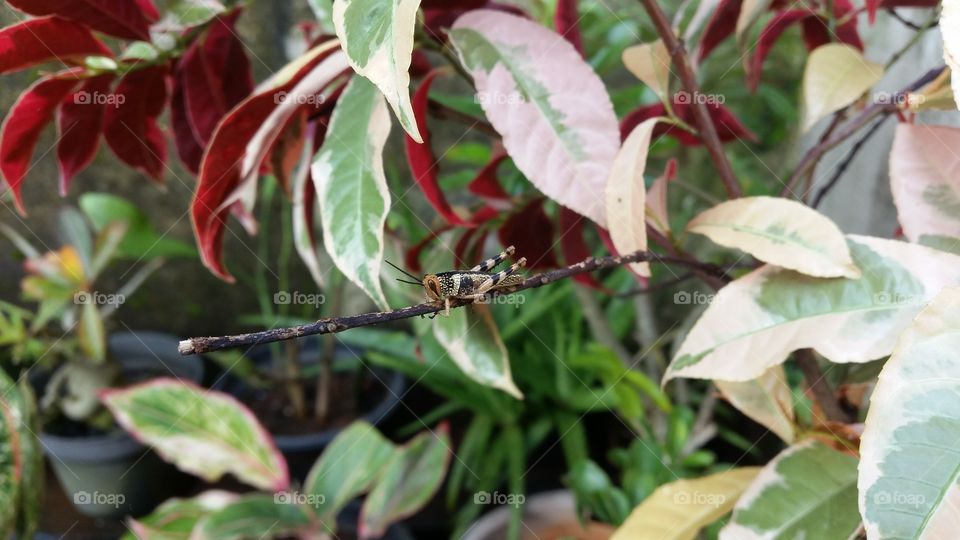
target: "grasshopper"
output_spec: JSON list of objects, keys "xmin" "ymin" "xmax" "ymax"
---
[{"xmin": 388, "ymin": 246, "xmax": 527, "ymax": 317}]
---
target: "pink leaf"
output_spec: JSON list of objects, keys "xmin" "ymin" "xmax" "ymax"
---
[
  {"xmin": 103, "ymin": 65, "xmax": 168, "ymax": 182},
  {"xmin": 6, "ymin": 0, "xmax": 159, "ymax": 41},
  {"xmin": 0, "ymin": 70, "xmax": 81, "ymax": 214},
  {"xmin": 0, "ymin": 16, "xmax": 111, "ymax": 75},
  {"xmin": 405, "ymin": 69, "xmax": 473, "ymax": 226},
  {"xmin": 57, "ymin": 73, "xmax": 114, "ymax": 194}
]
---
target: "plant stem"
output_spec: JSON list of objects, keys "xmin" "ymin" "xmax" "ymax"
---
[
  {"xmin": 795, "ymin": 349, "xmax": 850, "ymax": 423},
  {"xmin": 637, "ymin": 0, "xmax": 743, "ymax": 199},
  {"xmin": 179, "ymin": 248, "xmax": 731, "ymax": 354}
]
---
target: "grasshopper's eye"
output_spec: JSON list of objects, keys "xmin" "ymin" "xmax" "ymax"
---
[{"xmin": 424, "ymin": 276, "xmax": 442, "ymax": 299}]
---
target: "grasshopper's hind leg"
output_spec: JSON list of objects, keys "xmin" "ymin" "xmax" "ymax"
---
[
  {"xmin": 470, "ymin": 245, "xmax": 516, "ymax": 272},
  {"xmin": 475, "ymin": 257, "xmax": 527, "ymax": 295}
]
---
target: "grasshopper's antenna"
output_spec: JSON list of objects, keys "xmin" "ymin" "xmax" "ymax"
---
[{"xmin": 386, "ymin": 260, "xmax": 423, "ymax": 285}]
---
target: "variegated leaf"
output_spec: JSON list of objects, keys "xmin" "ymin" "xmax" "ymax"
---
[
  {"xmin": 434, "ymin": 303, "xmax": 522, "ymax": 399},
  {"xmin": 124, "ymin": 491, "xmax": 238, "ymax": 540},
  {"xmin": 687, "ymin": 196, "xmax": 861, "ymax": 278},
  {"xmin": 102, "ymin": 379, "xmax": 289, "ymax": 491},
  {"xmin": 716, "ymin": 366, "xmax": 795, "ymax": 444},
  {"xmin": 889, "ymin": 123, "xmax": 960, "ymax": 252},
  {"xmin": 0, "ymin": 373, "xmax": 41, "ymax": 539},
  {"xmin": 312, "ymin": 76, "xmax": 391, "ymax": 310},
  {"xmin": 332, "ymin": 0, "xmax": 422, "ymax": 142},
  {"xmin": 666, "ymin": 236, "xmax": 960, "ymax": 382},
  {"xmin": 802, "ymin": 44, "xmax": 883, "ymax": 132},
  {"xmin": 194, "ymin": 494, "xmax": 316, "ymax": 540},
  {"xmin": 359, "ymin": 424, "xmax": 451, "ymax": 538},
  {"xmin": 450, "ymin": 9, "xmax": 620, "ymax": 227},
  {"xmin": 721, "ymin": 440, "xmax": 859, "ymax": 539},
  {"xmin": 942, "ymin": 1, "xmax": 960, "ymax": 107},
  {"xmin": 606, "ymin": 118, "xmax": 664, "ymax": 277},
  {"xmin": 622, "ymin": 41, "xmax": 670, "ymax": 104},
  {"xmin": 612, "ymin": 468, "xmax": 761, "ymax": 540},
  {"xmin": 859, "ymin": 287, "xmax": 960, "ymax": 539},
  {"xmin": 305, "ymin": 420, "xmax": 396, "ymax": 523}
]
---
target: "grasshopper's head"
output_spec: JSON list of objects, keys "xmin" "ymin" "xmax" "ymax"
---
[{"xmin": 423, "ymin": 274, "xmax": 444, "ymax": 301}]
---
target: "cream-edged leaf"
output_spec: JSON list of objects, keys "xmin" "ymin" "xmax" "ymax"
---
[
  {"xmin": 666, "ymin": 236, "xmax": 960, "ymax": 382},
  {"xmin": 687, "ymin": 196, "xmax": 861, "ymax": 278},
  {"xmin": 942, "ymin": 1, "xmax": 960, "ymax": 108},
  {"xmin": 646, "ymin": 159, "xmax": 676, "ymax": 235},
  {"xmin": 450, "ymin": 10, "xmax": 620, "ymax": 227},
  {"xmin": 332, "ymin": 0, "xmax": 422, "ymax": 142},
  {"xmin": 434, "ymin": 304, "xmax": 522, "ymax": 399},
  {"xmin": 715, "ymin": 366, "xmax": 795, "ymax": 444},
  {"xmin": 735, "ymin": 0, "xmax": 773, "ymax": 44},
  {"xmin": 721, "ymin": 440, "xmax": 860, "ymax": 540},
  {"xmin": 889, "ymin": 123, "xmax": 960, "ymax": 250},
  {"xmin": 606, "ymin": 118, "xmax": 664, "ymax": 277},
  {"xmin": 612, "ymin": 468, "xmax": 760, "ymax": 540},
  {"xmin": 859, "ymin": 287, "xmax": 960, "ymax": 540},
  {"xmin": 101, "ymin": 379, "xmax": 289, "ymax": 491},
  {"xmin": 312, "ymin": 76, "xmax": 391, "ymax": 310},
  {"xmin": 622, "ymin": 40, "xmax": 671, "ymax": 104},
  {"xmin": 802, "ymin": 44, "xmax": 883, "ymax": 132}
]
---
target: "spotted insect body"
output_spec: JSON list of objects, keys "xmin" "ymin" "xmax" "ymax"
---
[{"xmin": 389, "ymin": 246, "xmax": 527, "ymax": 317}]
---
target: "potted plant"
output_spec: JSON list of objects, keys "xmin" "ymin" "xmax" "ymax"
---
[{"xmin": 0, "ymin": 194, "xmax": 200, "ymax": 518}]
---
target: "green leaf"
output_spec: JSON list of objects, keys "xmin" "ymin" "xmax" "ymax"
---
[
  {"xmin": 613, "ymin": 467, "xmax": 760, "ymax": 540},
  {"xmin": 859, "ymin": 287, "xmax": 960, "ymax": 539},
  {"xmin": 359, "ymin": 425, "xmax": 451, "ymax": 538},
  {"xmin": 434, "ymin": 304, "xmax": 523, "ymax": 399},
  {"xmin": 721, "ymin": 440, "xmax": 859, "ymax": 539},
  {"xmin": 102, "ymin": 379, "xmax": 289, "ymax": 491},
  {"xmin": 79, "ymin": 193, "xmax": 196, "ymax": 260},
  {"xmin": 304, "ymin": 421, "xmax": 396, "ymax": 523},
  {"xmin": 77, "ymin": 300, "xmax": 106, "ymax": 363},
  {"xmin": 312, "ymin": 76, "xmax": 391, "ymax": 309},
  {"xmin": 666, "ymin": 236, "xmax": 960, "ymax": 382},
  {"xmin": 124, "ymin": 491, "xmax": 237, "ymax": 540},
  {"xmin": 194, "ymin": 494, "xmax": 315, "ymax": 540},
  {"xmin": 567, "ymin": 460, "xmax": 632, "ymax": 525},
  {"xmin": 332, "ymin": 0, "xmax": 422, "ymax": 142},
  {"xmin": 166, "ymin": 0, "xmax": 226, "ymax": 28}
]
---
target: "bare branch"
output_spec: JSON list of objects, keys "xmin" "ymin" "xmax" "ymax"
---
[{"xmin": 179, "ymin": 249, "xmax": 728, "ymax": 355}]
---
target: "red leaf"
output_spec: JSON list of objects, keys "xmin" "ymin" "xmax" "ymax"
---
[
  {"xmin": 866, "ymin": 0, "xmax": 880, "ymax": 23},
  {"xmin": 454, "ymin": 227, "xmax": 488, "ymax": 269},
  {"xmin": 620, "ymin": 103, "xmax": 667, "ymax": 142},
  {"xmin": 410, "ymin": 49, "xmax": 432, "ymax": 78},
  {"xmin": 555, "ymin": 0, "xmax": 584, "ymax": 55},
  {"xmin": 181, "ymin": 10, "xmax": 254, "ymax": 146},
  {"xmin": 103, "ymin": 65, "xmax": 168, "ymax": 182},
  {"xmin": 467, "ymin": 151, "xmax": 510, "ymax": 201},
  {"xmin": 192, "ymin": 46, "xmax": 342, "ymax": 282},
  {"xmin": 268, "ymin": 110, "xmax": 308, "ymax": 193},
  {"xmin": 405, "ymin": 69, "xmax": 473, "ymax": 227},
  {"xmin": 57, "ymin": 73, "xmax": 114, "ymax": 194},
  {"xmin": 559, "ymin": 207, "xmax": 603, "ymax": 288},
  {"xmin": 0, "ymin": 70, "xmax": 81, "ymax": 214},
  {"xmin": 620, "ymin": 102, "xmax": 756, "ymax": 146},
  {"xmin": 0, "ymin": 16, "xmax": 111, "ymax": 76},
  {"xmin": 405, "ymin": 225, "xmax": 455, "ymax": 273},
  {"xmin": 749, "ymin": 10, "xmax": 816, "ymax": 92},
  {"xmin": 6, "ymin": 0, "xmax": 159, "ymax": 41},
  {"xmin": 498, "ymin": 198, "xmax": 558, "ymax": 269},
  {"xmin": 832, "ymin": 0, "xmax": 864, "ymax": 50},
  {"xmin": 698, "ymin": 0, "xmax": 742, "ymax": 60},
  {"xmin": 170, "ymin": 72, "xmax": 204, "ymax": 174}
]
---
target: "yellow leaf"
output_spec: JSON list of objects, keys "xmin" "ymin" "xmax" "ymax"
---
[
  {"xmin": 623, "ymin": 40, "xmax": 670, "ymax": 104},
  {"xmin": 612, "ymin": 468, "xmax": 761, "ymax": 540},
  {"xmin": 802, "ymin": 44, "xmax": 883, "ymax": 132}
]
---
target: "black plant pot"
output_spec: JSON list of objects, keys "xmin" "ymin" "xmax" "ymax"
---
[
  {"xmin": 213, "ymin": 339, "xmax": 406, "ymax": 481},
  {"xmin": 38, "ymin": 331, "xmax": 205, "ymax": 518}
]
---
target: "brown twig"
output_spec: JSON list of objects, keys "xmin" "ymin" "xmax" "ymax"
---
[
  {"xmin": 795, "ymin": 349, "xmax": 851, "ymax": 423},
  {"xmin": 781, "ymin": 67, "xmax": 944, "ymax": 197},
  {"xmin": 179, "ymin": 249, "xmax": 729, "ymax": 355},
  {"xmin": 812, "ymin": 116, "xmax": 889, "ymax": 208},
  {"xmin": 638, "ymin": 0, "xmax": 743, "ymax": 199}
]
